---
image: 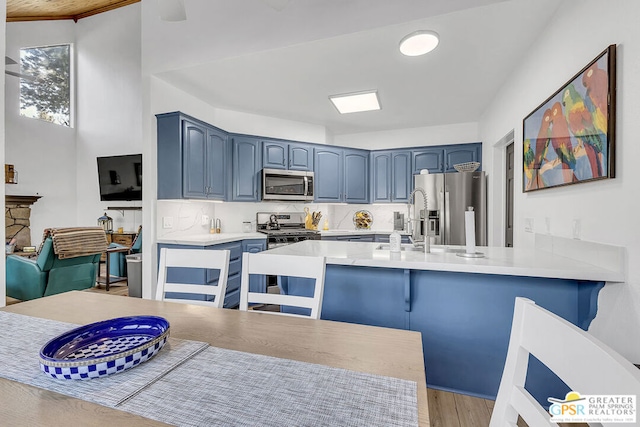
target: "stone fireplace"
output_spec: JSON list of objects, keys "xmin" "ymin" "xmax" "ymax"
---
[{"xmin": 6, "ymin": 195, "xmax": 41, "ymax": 250}]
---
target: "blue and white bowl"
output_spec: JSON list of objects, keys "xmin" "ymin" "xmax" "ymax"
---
[{"xmin": 39, "ymin": 316, "xmax": 170, "ymax": 380}]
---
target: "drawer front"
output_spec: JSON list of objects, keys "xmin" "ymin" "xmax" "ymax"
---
[
  {"xmin": 209, "ymin": 241, "xmax": 243, "ymax": 260},
  {"xmin": 226, "ymin": 272, "xmax": 241, "ymax": 293},
  {"xmin": 228, "ymin": 257, "xmax": 242, "ymax": 276},
  {"xmin": 111, "ymin": 234, "xmax": 134, "ymax": 245},
  {"xmin": 224, "ymin": 288, "xmax": 240, "ymax": 308}
]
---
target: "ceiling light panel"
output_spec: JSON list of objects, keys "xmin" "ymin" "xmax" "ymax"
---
[
  {"xmin": 329, "ymin": 91, "xmax": 380, "ymax": 114},
  {"xmin": 399, "ymin": 30, "xmax": 439, "ymax": 56}
]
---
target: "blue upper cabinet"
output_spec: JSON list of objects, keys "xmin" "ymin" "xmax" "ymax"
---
[
  {"xmin": 182, "ymin": 123, "xmax": 228, "ymax": 200},
  {"xmin": 182, "ymin": 120, "xmax": 208, "ymax": 198},
  {"xmin": 262, "ymin": 140, "xmax": 313, "ymax": 171},
  {"xmin": 412, "ymin": 143, "xmax": 482, "ymax": 174},
  {"xmin": 413, "ymin": 147, "xmax": 444, "ymax": 174},
  {"xmin": 343, "ymin": 149, "xmax": 369, "ymax": 203},
  {"xmin": 371, "ymin": 152, "xmax": 391, "ymax": 202},
  {"xmin": 289, "ymin": 143, "xmax": 313, "ymax": 171},
  {"xmin": 262, "ymin": 141, "xmax": 287, "ymax": 169},
  {"xmin": 314, "ymin": 147, "xmax": 343, "ymax": 202},
  {"xmin": 314, "ymin": 147, "xmax": 368, "ymax": 203},
  {"xmin": 157, "ymin": 112, "xmax": 229, "ymax": 200},
  {"xmin": 232, "ymin": 136, "xmax": 262, "ymax": 201},
  {"xmin": 443, "ymin": 143, "xmax": 482, "ymax": 172},
  {"xmin": 371, "ymin": 150, "xmax": 411, "ymax": 203},
  {"xmin": 391, "ymin": 151, "xmax": 411, "ymax": 202}
]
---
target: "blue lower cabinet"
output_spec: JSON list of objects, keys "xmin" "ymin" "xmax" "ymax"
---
[
  {"xmin": 157, "ymin": 241, "xmax": 244, "ymax": 308},
  {"xmin": 281, "ymin": 264, "xmax": 605, "ymax": 404},
  {"xmin": 321, "ymin": 235, "xmax": 375, "ymax": 242},
  {"xmin": 374, "ymin": 234, "xmax": 410, "ymax": 243},
  {"xmin": 242, "ymin": 239, "xmax": 267, "ymax": 294}
]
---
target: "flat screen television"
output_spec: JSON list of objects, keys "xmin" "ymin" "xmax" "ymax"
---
[{"xmin": 97, "ymin": 154, "xmax": 142, "ymax": 201}]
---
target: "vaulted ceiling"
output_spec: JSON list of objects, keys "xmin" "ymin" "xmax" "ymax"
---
[
  {"xmin": 6, "ymin": 0, "xmax": 564, "ymax": 136},
  {"xmin": 6, "ymin": 0, "xmax": 139, "ymax": 22}
]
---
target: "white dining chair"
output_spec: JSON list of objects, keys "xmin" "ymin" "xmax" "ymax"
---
[
  {"xmin": 490, "ymin": 297, "xmax": 640, "ymax": 427},
  {"xmin": 156, "ymin": 248, "xmax": 230, "ymax": 308},
  {"xmin": 239, "ymin": 252, "xmax": 326, "ymax": 319}
]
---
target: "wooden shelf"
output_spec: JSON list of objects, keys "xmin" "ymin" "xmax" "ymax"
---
[
  {"xmin": 107, "ymin": 206, "xmax": 142, "ymax": 211},
  {"xmin": 6, "ymin": 195, "xmax": 42, "ymax": 205}
]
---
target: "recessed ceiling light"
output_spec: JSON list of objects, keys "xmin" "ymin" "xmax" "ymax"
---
[
  {"xmin": 399, "ymin": 30, "xmax": 439, "ymax": 56},
  {"xmin": 329, "ymin": 91, "xmax": 381, "ymax": 114}
]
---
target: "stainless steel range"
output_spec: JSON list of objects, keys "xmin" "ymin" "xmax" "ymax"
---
[{"xmin": 256, "ymin": 212, "xmax": 321, "ymax": 249}]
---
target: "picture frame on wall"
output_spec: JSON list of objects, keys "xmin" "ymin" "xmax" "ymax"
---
[{"xmin": 523, "ymin": 44, "xmax": 616, "ymax": 192}]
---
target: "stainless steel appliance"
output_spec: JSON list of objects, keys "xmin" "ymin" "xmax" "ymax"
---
[
  {"xmin": 256, "ymin": 212, "xmax": 321, "ymax": 249},
  {"xmin": 262, "ymin": 169, "xmax": 314, "ymax": 202},
  {"xmin": 412, "ymin": 171, "xmax": 487, "ymax": 246}
]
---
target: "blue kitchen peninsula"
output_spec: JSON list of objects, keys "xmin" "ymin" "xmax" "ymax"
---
[{"xmin": 265, "ymin": 236, "xmax": 624, "ymax": 405}]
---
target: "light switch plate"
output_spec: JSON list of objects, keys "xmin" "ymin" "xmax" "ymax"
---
[
  {"xmin": 572, "ymin": 219, "xmax": 581, "ymax": 240},
  {"xmin": 163, "ymin": 216, "xmax": 173, "ymax": 229},
  {"xmin": 201, "ymin": 215, "xmax": 209, "ymax": 226},
  {"xmin": 524, "ymin": 218, "xmax": 533, "ymax": 233}
]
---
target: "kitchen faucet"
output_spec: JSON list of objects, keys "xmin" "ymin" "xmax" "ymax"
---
[{"xmin": 407, "ymin": 187, "xmax": 430, "ymax": 254}]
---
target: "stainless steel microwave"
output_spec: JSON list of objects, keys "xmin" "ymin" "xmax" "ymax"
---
[{"xmin": 262, "ymin": 168, "xmax": 314, "ymax": 201}]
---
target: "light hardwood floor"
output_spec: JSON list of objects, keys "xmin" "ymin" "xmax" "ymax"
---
[{"xmin": 428, "ymin": 388, "xmax": 587, "ymax": 427}]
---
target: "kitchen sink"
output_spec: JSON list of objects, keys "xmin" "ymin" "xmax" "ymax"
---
[{"xmin": 375, "ymin": 244, "xmax": 466, "ymax": 254}]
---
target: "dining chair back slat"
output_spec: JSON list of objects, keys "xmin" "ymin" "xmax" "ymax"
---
[
  {"xmin": 490, "ymin": 297, "xmax": 640, "ymax": 427},
  {"xmin": 239, "ymin": 253, "xmax": 326, "ymax": 319},
  {"xmin": 156, "ymin": 248, "xmax": 230, "ymax": 308}
]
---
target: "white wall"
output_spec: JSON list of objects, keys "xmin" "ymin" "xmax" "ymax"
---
[
  {"xmin": 334, "ymin": 122, "xmax": 479, "ymax": 150},
  {"xmin": 479, "ymin": 0, "xmax": 640, "ymax": 361},
  {"xmin": 75, "ymin": 4, "xmax": 142, "ymax": 232},
  {"xmin": 5, "ymin": 21, "xmax": 77, "ymax": 240},
  {"xmin": 4, "ymin": 5, "xmax": 142, "ymax": 243}
]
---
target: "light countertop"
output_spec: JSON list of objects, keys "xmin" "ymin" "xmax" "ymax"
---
[
  {"xmin": 320, "ymin": 229, "xmax": 409, "ymax": 236},
  {"xmin": 157, "ymin": 232, "xmax": 266, "ymax": 246},
  {"xmin": 264, "ymin": 240, "xmax": 624, "ymax": 282}
]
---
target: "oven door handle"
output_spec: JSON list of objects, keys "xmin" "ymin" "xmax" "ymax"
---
[{"xmin": 303, "ymin": 176, "xmax": 309, "ymax": 196}]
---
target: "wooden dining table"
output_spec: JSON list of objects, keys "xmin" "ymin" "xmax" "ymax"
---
[{"xmin": 0, "ymin": 291, "xmax": 429, "ymax": 426}]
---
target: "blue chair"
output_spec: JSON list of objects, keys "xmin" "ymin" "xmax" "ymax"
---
[
  {"xmin": 108, "ymin": 227, "xmax": 142, "ymax": 277},
  {"xmin": 7, "ymin": 237, "xmax": 102, "ymax": 301}
]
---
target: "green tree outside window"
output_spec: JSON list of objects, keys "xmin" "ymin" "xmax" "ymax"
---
[{"xmin": 20, "ymin": 44, "xmax": 71, "ymax": 127}]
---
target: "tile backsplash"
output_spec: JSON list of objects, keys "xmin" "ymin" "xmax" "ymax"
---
[{"xmin": 157, "ymin": 200, "xmax": 411, "ymax": 238}]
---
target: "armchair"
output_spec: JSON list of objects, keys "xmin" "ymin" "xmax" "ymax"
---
[
  {"xmin": 6, "ymin": 237, "xmax": 102, "ymax": 301},
  {"xmin": 108, "ymin": 227, "xmax": 142, "ymax": 277}
]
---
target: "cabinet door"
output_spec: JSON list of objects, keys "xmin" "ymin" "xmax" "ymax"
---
[
  {"xmin": 371, "ymin": 152, "xmax": 391, "ymax": 202},
  {"xmin": 242, "ymin": 239, "xmax": 267, "ymax": 294},
  {"xmin": 314, "ymin": 147, "xmax": 343, "ymax": 202},
  {"xmin": 343, "ymin": 148, "xmax": 369, "ymax": 203},
  {"xmin": 232, "ymin": 137, "xmax": 261, "ymax": 201},
  {"xmin": 182, "ymin": 120, "xmax": 208, "ymax": 198},
  {"xmin": 391, "ymin": 151, "xmax": 411, "ymax": 202},
  {"xmin": 157, "ymin": 112, "xmax": 183, "ymax": 199},
  {"xmin": 206, "ymin": 128, "xmax": 228, "ymax": 200},
  {"xmin": 412, "ymin": 148, "xmax": 444, "ymax": 174},
  {"xmin": 288, "ymin": 143, "xmax": 313, "ymax": 171},
  {"xmin": 262, "ymin": 141, "xmax": 287, "ymax": 169},
  {"xmin": 444, "ymin": 143, "xmax": 482, "ymax": 172}
]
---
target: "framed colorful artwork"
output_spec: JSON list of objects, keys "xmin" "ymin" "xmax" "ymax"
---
[{"xmin": 523, "ymin": 45, "xmax": 616, "ymax": 192}]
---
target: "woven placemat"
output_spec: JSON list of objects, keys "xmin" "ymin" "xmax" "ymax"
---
[
  {"xmin": 0, "ymin": 310, "xmax": 208, "ymax": 407},
  {"xmin": 118, "ymin": 346, "xmax": 419, "ymax": 427}
]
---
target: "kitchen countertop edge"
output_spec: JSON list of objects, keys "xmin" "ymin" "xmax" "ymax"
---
[
  {"xmin": 264, "ymin": 240, "xmax": 623, "ymax": 283},
  {"xmin": 156, "ymin": 233, "xmax": 266, "ymax": 246}
]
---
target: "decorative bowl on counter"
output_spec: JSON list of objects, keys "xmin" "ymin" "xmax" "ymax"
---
[
  {"xmin": 353, "ymin": 210, "xmax": 373, "ymax": 229},
  {"xmin": 39, "ymin": 315, "xmax": 170, "ymax": 380},
  {"xmin": 453, "ymin": 161, "xmax": 480, "ymax": 172}
]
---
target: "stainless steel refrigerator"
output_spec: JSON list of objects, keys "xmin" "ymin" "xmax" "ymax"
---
[{"xmin": 412, "ymin": 171, "xmax": 487, "ymax": 246}]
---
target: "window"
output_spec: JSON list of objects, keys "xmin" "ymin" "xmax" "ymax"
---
[{"xmin": 20, "ymin": 44, "xmax": 72, "ymax": 127}]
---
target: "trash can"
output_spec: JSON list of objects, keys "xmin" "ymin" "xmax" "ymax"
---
[{"xmin": 126, "ymin": 254, "xmax": 142, "ymax": 298}]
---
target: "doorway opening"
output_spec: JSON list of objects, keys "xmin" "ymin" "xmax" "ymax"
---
[{"xmin": 505, "ymin": 142, "xmax": 514, "ymax": 247}]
